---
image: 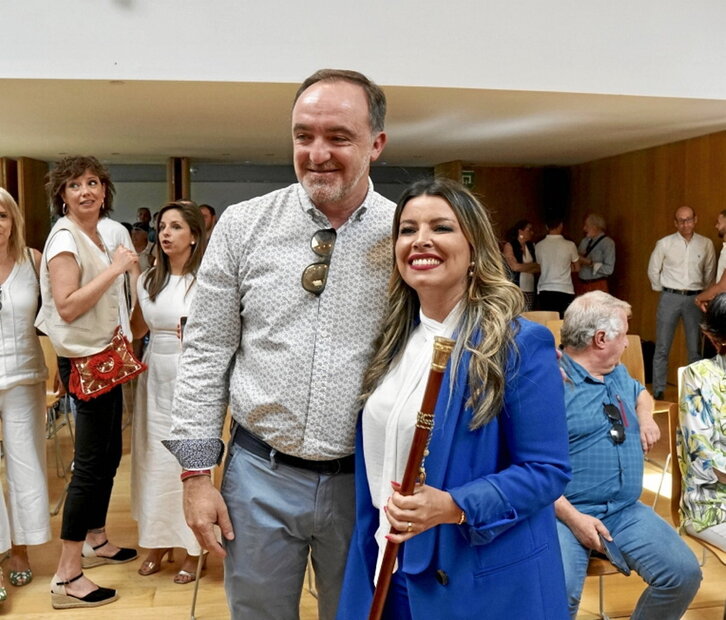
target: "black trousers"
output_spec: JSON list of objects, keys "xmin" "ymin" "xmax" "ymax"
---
[
  {"xmin": 58, "ymin": 357, "xmax": 124, "ymax": 541},
  {"xmin": 537, "ymin": 290, "xmax": 575, "ymax": 318}
]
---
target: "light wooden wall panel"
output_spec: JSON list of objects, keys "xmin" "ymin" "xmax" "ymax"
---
[
  {"xmin": 434, "ymin": 161, "xmax": 547, "ymax": 238},
  {"xmin": 167, "ymin": 157, "xmax": 191, "ymax": 201},
  {"xmin": 567, "ymin": 130, "xmax": 726, "ymax": 383},
  {"xmin": 0, "ymin": 157, "xmax": 18, "ymax": 196}
]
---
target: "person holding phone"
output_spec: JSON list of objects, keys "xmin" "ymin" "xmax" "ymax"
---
[
  {"xmin": 130, "ymin": 201, "xmax": 206, "ymax": 583},
  {"xmin": 555, "ymin": 291, "xmax": 701, "ymax": 619}
]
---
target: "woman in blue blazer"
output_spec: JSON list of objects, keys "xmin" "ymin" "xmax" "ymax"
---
[{"xmin": 336, "ymin": 178, "xmax": 571, "ymax": 620}]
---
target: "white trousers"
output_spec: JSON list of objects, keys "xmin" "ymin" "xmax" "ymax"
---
[{"xmin": 0, "ymin": 382, "xmax": 51, "ymax": 546}]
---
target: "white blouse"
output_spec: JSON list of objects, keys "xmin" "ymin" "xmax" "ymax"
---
[
  {"xmin": 0, "ymin": 257, "xmax": 47, "ymax": 389},
  {"xmin": 46, "ymin": 228, "xmax": 131, "ymax": 338},
  {"xmin": 362, "ymin": 303, "xmax": 462, "ymax": 577}
]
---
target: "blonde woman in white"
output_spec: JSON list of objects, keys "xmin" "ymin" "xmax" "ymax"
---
[{"xmin": 0, "ymin": 187, "xmax": 51, "ymax": 600}]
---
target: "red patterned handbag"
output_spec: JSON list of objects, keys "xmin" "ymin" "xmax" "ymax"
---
[{"xmin": 68, "ymin": 326, "xmax": 147, "ymax": 401}]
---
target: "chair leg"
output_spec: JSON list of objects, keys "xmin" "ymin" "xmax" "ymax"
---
[
  {"xmin": 306, "ymin": 555, "xmax": 317, "ymax": 599},
  {"xmin": 652, "ymin": 453, "xmax": 672, "ymax": 509},
  {"xmin": 50, "ymin": 482, "xmax": 69, "ymax": 516},
  {"xmin": 598, "ymin": 575, "xmax": 611, "ymax": 620},
  {"xmin": 47, "ymin": 396, "xmax": 75, "ymax": 515}
]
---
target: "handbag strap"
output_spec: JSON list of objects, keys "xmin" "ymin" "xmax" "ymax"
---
[{"xmin": 27, "ymin": 247, "xmax": 40, "ymax": 283}]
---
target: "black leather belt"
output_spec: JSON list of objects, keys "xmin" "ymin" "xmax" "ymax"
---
[
  {"xmin": 233, "ymin": 425, "xmax": 354, "ymax": 475},
  {"xmin": 662, "ymin": 287, "xmax": 701, "ymax": 296}
]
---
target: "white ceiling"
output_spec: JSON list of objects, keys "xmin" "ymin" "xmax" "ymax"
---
[{"xmin": 2, "ymin": 79, "xmax": 726, "ymax": 168}]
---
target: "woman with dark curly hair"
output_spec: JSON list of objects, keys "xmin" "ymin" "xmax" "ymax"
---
[{"xmin": 37, "ymin": 156, "xmax": 139, "ymax": 609}]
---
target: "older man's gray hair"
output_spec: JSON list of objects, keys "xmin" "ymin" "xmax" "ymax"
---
[
  {"xmin": 585, "ymin": 213, "xmax": 606, "ymax": 232},
  {"xmin": 561, "ymin": 291, "xmax": 631, "ymax": 350}
]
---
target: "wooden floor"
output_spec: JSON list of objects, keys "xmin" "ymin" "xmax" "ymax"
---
[{"xmin": 0, "ymin": 383, "xmax": 724, "ymax": 619}]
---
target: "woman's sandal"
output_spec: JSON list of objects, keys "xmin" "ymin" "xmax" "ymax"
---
[
  {"xmin": 138, "ymin": 548, "xmax": 174, "ymax": 576},
  {"xmin": 173, "ymin": 553, "xmax": 207, "ymax": 585},
  {"xmin": 50, "ymin": 572, "xmax": 118, "ymax": 609},
  {"xmin": 9, "ymin": 568, "xmax": 32, "ymax": 587},
  {"xmin": 0, "ymin": 567, "xmax": 7, "ymax": 603},
  {"xmin": 82, "ymin": 540, "xmax": 138, "ymax": 568}
]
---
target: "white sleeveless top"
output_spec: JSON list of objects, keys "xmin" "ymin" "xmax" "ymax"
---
[{"xmin": 0, "ymin": 257, "xmax": 48, "ymax": 389}]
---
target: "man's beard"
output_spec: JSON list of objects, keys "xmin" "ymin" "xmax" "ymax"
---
[{"xmin": 302, "ymin": 159, "xmax": 368, "ymax": 209}]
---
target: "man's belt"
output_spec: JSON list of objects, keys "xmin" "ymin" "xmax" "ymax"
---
[
  {"xmin": 662, "ymin": 287, "xmax": 702, "ymax": 296},
  {"xmin": 233, "ymin": 425, "xmax": 354, "ymax": 475}
]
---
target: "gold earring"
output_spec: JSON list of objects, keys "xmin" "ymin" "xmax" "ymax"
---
[{"xmin": 468, "ymin": 261, "xmax": 475, "ymax": 277}]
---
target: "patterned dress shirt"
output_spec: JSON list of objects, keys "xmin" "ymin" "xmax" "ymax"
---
[
  {"xmin": 559, "ymin": 354, "xmax": 645, "ymax": 518},
  {"xmin": 678, "ymin": 357, "xmax": 726, "ymax": 532},
  {"xmin": 164, "ymin": 181, "xmax": 394, "ymax": 468}
]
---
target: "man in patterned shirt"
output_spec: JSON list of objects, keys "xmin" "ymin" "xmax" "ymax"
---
[
  {"xmin": 164, "ymin": 69, "xmax": 393, "ymax": 619},
  {"xmin": 555, "ymin": 291, "xmax": 700, "ymax": 619}
]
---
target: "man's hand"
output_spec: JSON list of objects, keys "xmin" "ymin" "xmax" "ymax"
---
[
  {"xmin": 639, "ymin": 416, "xmax": 661, "ymax": 453},
  {"xmin": 555, "ymin": 496, "xmax": 611, "ymax": 552},
  {"xmin": 183, "ymin": 475, "xmax": 234, "ymax": 557},
  {"xmin": 562, "ymin": 510, "xmax": 611, "ymax": 552}
]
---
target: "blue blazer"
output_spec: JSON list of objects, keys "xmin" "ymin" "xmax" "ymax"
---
[{"xmin": 337, "ymin": 319, "xmax": 571, "ymax": 619}]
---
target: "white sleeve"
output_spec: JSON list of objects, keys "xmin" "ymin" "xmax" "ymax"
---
[
  {"xmin": 570, "ymin": 242, "xmax": 579, "ymax": 262},
  {"xmin": 647, "ymin": 240, "xmax": 665, "ymax": 291},
  {"xmin": 45, "ymin": 230, "xmax": 80, "ymax": 266}
]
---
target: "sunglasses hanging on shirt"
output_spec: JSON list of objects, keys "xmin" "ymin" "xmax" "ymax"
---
[
  {"xmin": 301, "ymin": 228, "xmax": 337, "ymax": 296},
  {"xmin": 603, "ymin": 403, "xmax": 626, "ymax": 444}
]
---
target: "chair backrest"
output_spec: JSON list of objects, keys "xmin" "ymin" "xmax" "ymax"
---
[
  {"xmin": 39, "ymin": 336, "xmax": 60, "ymax": 399},
  {"xmin": 521, "ymin": 310, "xmax": 560, "ymax": 326},
  {"xmin": 620, "ymin": 334, "xmax": 646, "ymax": 385},
  {"xmin": 546, "ymin": 319, "xmax": 563, "ymax": 347},
  {"xmin": 668, "ymin": 396, "xmax": 682, "ymax": 528}
]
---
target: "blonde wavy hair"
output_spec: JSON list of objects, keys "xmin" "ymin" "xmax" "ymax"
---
[
  {"xmin": 0, "ymin": 187, "xmax": 28, "ymax": 263},
  {"xmin": 360, "ymin": 177, "xmax": 524, "ymax": 429}
]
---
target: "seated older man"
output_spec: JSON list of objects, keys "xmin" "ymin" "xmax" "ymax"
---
[{"xmin": 555, "ymin": 291, "xmax": 701, "ymax": 619}]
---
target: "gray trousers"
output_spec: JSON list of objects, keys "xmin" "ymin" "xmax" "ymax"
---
[
  {"xmin": 652, "ymin": 291, "xmax": 703, "ymax": 393},
  {"xmin": 221, "ymin": 441, "xmax": 355, "ymax": 620}
]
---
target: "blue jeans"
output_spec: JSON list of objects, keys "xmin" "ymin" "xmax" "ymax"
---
[
  {"xmin": 556, "ymin": 501, "xmax": 701, "ymax": 619},
  {"xmin": 221, "ymin": 441, "xmax": 355, "ymax": 620}
]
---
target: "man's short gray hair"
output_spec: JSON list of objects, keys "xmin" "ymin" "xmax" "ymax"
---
[
  {"xmin": 561, "ymin": 291, "xmax": 631, "ymax": 351},
  {"xmin": 585, "ymin": 213, "xmax": 606, "ymax": 232}
]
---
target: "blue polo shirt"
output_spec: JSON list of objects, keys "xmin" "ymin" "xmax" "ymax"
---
[{"xmin": 559, "ymin": 353, "xmax": 645, "ymax": 519}]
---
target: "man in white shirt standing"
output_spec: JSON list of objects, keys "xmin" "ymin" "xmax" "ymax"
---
[
  {"xmin": 647, "ymin": 206, "xmax": 716, "ymax": 399},
  {"xmin": 535, "ymin": 217, "xmax": 580, "ymax": 317}
]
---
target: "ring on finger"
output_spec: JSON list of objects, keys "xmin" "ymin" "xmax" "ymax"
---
[{"xmin": 406, "ymin": 521, "xmax": 413, "ymax": 533}]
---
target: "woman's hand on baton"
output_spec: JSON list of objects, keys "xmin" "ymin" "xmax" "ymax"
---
[{"xmin": 384, "ymin": 481, "xmax": 463, "ymax": 544}]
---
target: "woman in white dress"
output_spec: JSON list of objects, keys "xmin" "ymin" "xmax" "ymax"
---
[
  {"xmin": 0, "ymin": 188, "xmax": 51, "ymax": 603},
  {"xmin": 131, "ymin": 201, "xmax": 206, "ymax": 583}
]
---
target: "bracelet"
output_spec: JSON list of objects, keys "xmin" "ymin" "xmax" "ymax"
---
[
  {"xmin": 457, "ymin": 510, "xmax": 466, "ymax": 526},
  {"xmin": 180, "ymin": 469, "xmax": 212, "ymax": 482}
]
